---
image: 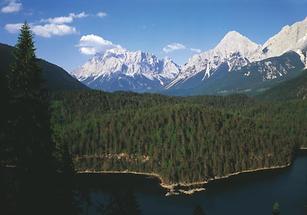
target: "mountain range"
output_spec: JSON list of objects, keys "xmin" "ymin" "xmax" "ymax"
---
[
  {"xmin": 73, "ymin": 49, "xmax": 180, "ymax": 92},
  {"xmin": 72, "ymin": 17, "xmax": 307, "ymax": 95}
]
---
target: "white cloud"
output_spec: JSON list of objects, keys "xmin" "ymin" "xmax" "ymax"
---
[
  {"xmin": 4, "ymin": 11, "xmax": 108, "ymax": 39},
  {"xmin": 32, "ymin": 24, "xmax": 76, "ymax": 38},
  {"xmin": 4, "ymin": 12, "xmax": 88, "ymax": 38},
  {"xmin": 190, "ymin": 48, "xmax": 202, "ymax": 53},
  {"xmin": 42, "ymin": 12, "xmax": 89, "ymax": 24},
  {"xmin": 1, "ymin": 0, "xmax": 22, "ymax": 13},
  {"xmin": 5, "ymin": 23, "xmax": 77, "ymax": 38},
  {"xmin": 79, "ymin": 47, "xmax": 97, "ymax": 55},
  {"xmin": 45, "ymin": 16, "xmax": 73, "ymax": 24},
  {"xmin": 77, "ymin": 34, "xmax": 121, "ymax": 55},
  {"xmin": 163, "ymin": 43, "xmax": 186, "ymax": 53},
  {"xmin": 97, "ymin": 12, "xmax": 107, "ymax": 18},
  {"xmin": 71, "ymin": 12, "xmax": 88, "ymax": 19},
  {"xmin": 4, "ymin": 23, "xmax": 23, "ymax": 33}
]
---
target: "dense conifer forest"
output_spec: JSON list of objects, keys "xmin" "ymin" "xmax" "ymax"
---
[{"xmin": 51, "ymin": 90, "xmax": 307, "ymax": 185}]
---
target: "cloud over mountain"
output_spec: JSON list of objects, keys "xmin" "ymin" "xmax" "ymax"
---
[
  {"xmin": 77, "ymin": 34, "xmax": 122, "ymax": 55},
  {"xmin": 163, "ymin": 43, "xmax": 186, "ymax": 53},
  {"xmin": 190, "ymin": 48, "xmax": 201, "ymax": 53}
]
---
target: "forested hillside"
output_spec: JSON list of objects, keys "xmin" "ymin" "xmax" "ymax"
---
[
  {"xmin": 0, "ymin": 43, "xmax": 87, "ymax": 91},
  {"xmin": 51, "ymin": 91, "xmax": 307, "ymax": 185},
  {"xmin": 259, "ymin": 69, "xmax": 307, "ymax": 101}
]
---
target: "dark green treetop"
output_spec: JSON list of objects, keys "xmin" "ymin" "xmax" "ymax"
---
[{"xmin": 8, "ymin": 22, "xmax": 43, "ymax": 97}]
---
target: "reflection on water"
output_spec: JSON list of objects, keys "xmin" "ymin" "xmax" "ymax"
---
[{"xmin": 76, "ymin": 153, "xmax": 307, "ymax": 215}]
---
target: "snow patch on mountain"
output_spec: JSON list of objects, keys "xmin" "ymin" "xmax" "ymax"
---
[
  {"xmin": 166, "ymin": 31, "xmax": 261, "ymax": 89},
  {"xmin": 167, "ymin": 17, "xmax": 307, "ymax": 89},
  {"xmin": 214, "ymin": 31, "xmax": 261, "ymax": 61},
  {"xmin": 73, "ymin": 17, "xmax": 307, "ymax": 93},
  {"xmin": 72, "ymin": 47, "xmax": 181, "ymax": 92}
]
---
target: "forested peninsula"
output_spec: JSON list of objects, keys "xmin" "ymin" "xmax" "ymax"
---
[{"xmin": 51, "ymin": 91, "xmax": 307, "ymax": 192}]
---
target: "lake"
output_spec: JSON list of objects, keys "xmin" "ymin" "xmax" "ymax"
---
[{"xmin": 76, "ymin": 151, "xmax": 307, "ymax": 215}]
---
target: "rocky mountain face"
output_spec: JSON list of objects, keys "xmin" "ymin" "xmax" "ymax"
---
[
  {"xmin": 167, "ymin": 18, "xmax": 307, "ymax": 94},
  {"xmin": 261, "ymin": 18, "xmax": 307, "ymax": 60},
  {"xmin": 72, "ymin": 48, "xmax": 180, "ymax": 92},
  {"xmin": 166, "ymin": 31, "xmax": 261, "ymax": 89},
  {"xmin": 73, "ymin": 17, "xmax": 307, "ymax": 95}
]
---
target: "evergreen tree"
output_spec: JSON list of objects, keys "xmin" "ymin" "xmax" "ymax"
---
[
  {"xmin": 56, "ymin": 141, "xmax": 75, "ymax": 176},
  {"xmin": 6, "ymin": 22, "xmax": 57, "ymax": 215},
  {"xmin": 7, "ymin": 22, "xmax": 54, "ymax": 172}
]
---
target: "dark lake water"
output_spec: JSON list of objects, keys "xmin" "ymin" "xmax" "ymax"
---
[{"xmin": 76, "ymin": 152, "xmax": 307, "ymax": 215}]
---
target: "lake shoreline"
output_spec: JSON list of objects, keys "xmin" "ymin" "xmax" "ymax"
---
[
  {"xmin": 77, "ymin": 164, "xmax": 291, "ymax": 196},
  {"xmin": 77, "ymin": 148, "xmax": 307, "ymax": 196}
]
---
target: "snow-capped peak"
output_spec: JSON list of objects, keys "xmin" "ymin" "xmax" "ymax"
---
[
  {"xmin": 72, "ymin": 48, "xmax": 181, "ymax": 92},
  {"xmin": 167, "ymin": 17, "xmax": 307, "ymax": 89},
  {"xmin": 214, "ymin": 31, "xmax": 261, "ymax": 60},
  {"xmin": 261, "ymin": 17, "xmax": 307, "ymax": 60},
  {"xmin": 166, "ymin": 31, "xmax": 261, "ymax": 89}
]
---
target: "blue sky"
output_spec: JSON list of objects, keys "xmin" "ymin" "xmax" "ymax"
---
[{"xmin": 0, "ymin": 0, "xmax": 306, "ymax": 71}]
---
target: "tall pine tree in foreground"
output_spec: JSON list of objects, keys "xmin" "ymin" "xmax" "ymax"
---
[
  {"xmin": 1, "ymin": 22, "xmax": 77, "ymax": 215},
  {"xmin": 7, "ymin": 22, "xmax": 54, "ymax": 172},
  {"xmin": 6, "ymin": 22, "xmax": 58, "ymax": 215}
]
